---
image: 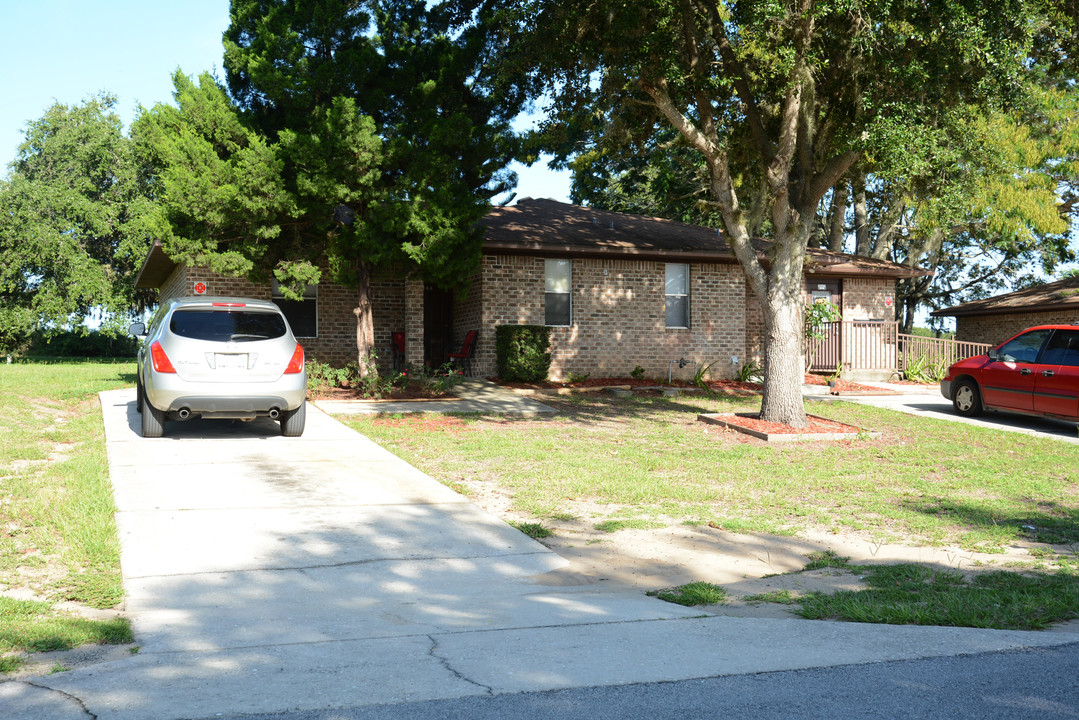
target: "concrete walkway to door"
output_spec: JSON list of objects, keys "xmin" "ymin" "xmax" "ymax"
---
[{"xmin": 4, "ymin": 389, "xmax": 1077, "ymax": 719}]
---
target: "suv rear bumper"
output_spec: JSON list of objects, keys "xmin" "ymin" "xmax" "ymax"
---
[{"xmin": 161, "ymin": 395, "xmax": 303, "ymax": 420}]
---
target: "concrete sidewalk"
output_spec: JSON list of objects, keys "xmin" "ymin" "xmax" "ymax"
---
[
  {"xmin": 313, "ymin": 376, "xmax": 557, "ymax": 415},
  {"xmin": 4, "ymin": 389, "xmax": 1078, "ymax": 719}
]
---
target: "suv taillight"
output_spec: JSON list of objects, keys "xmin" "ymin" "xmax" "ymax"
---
[
  {"xmin": 284, "ymin": 343, "xmax": 304, "ymax": 374},
  {"xmin": 151, "ymin": 342, "xmax": 177, "ymax": 373}
]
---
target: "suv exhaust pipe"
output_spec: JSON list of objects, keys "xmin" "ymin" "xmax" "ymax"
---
[
  {"xmin": 177, "ymin": 408, "xmax": 192, "ymax": 420},
  {"xmin": 268, "ymin": 408, "xmax": 280, "ymax": 420}
]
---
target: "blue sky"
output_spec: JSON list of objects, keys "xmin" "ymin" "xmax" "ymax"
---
[{"xmin": 0, "ymin": 0, "xmax": 570, "ymax": 202}]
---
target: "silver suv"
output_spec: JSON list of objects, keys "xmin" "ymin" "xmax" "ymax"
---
[{"xmin": 130, "ymin": 297, "xmax": 307, "ymax": 438}]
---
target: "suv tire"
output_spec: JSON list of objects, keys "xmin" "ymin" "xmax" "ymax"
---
[
  {"xmin": 142, "ymin": 399, "xmax": 166, "ymax": 438},
  {"xmin": 280, "ymin": 401, "xmax": 306, "ymax": 437}
]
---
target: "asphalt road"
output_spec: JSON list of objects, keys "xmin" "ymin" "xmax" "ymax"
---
[{"xmin": 180, "ymin": 642, "xmax": 1079, "ymax": 720}]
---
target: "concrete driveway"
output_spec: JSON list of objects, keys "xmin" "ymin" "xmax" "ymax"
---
[
  {"xmin": 4, "ymin": 389, "xmax": 1078, "ymax": 719},
  {"xmin": 806, "ymin": 384, "xmax": 1079, "ymax": 444}
]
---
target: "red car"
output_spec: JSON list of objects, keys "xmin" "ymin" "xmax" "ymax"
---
[{"xmin": 941, "ymin": 324, "xmax": 1079, "ymax": 421}]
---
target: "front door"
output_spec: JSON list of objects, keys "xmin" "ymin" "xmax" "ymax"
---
[
  {"xmin": 423, "ymin": 285, "xmax": 454, "ymax": 368},
  {"xmin": 806, "ymin": 280, "xmax": 842, "ymax": 372}
]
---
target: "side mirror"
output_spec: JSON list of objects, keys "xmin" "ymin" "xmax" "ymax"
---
[
  {"xmin": 129, "ymin": 322, "xmax": 146, "ymax": 337},
  {"xmin": 987, "ymin": 348, "xmax": 1000, "ymax": 362}
]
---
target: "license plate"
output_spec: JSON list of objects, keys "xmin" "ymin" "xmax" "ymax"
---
[{"xmin": 215, "ymin": 353, "xmax": 248, "ymax": 370}]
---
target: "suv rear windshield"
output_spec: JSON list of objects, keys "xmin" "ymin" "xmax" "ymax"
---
[{"xmin": 169, "ymin": 309, "xmax": 288, "ymax": 342}]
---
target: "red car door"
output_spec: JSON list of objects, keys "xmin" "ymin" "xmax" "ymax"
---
[
  {"xmin": 980, "ymin": 329, "xmax": 1052, "ymax": 412},
  {"xmin": 1032, "ymin": 329, "xmax": 1079, "ymax": 420}
]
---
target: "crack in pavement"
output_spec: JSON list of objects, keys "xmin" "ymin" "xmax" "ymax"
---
[
  {"xmin": 18, "ymin": 681, "xmax": 97, "ymax": 719},
  {"xmin": 427, "ymin": 634, "xmax": 493, "ymax": 696}
]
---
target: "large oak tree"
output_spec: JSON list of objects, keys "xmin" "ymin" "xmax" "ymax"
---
[
  {"xmin": 0, "ymin": 96, "xmax": 152, "ymax": 354},
  {"xmin": 516, "ymin": 0, "xmax": 1057, "ymax": 426}
]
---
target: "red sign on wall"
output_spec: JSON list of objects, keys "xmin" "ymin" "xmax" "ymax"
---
[
  {"xmin": 885, "ymin": 296, "xmax": 894, "ymax": 307},
  {"xmin": 194, "ymin": 282, "xmax": 207, "ymax": 295}
]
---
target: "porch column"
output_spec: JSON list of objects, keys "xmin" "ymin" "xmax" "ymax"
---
[{"xmin": 404, "ymin": 276, "xmax": 425, "ymax": 368}]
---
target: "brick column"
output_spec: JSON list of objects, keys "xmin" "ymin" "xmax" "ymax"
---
[{"xmin": 405, "ymin": 277, "xmax": 425, "ymax": 367}]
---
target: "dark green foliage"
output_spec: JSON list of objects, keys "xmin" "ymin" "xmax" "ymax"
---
[
  {"xmin": 24, "ymin": 330, "xmax": 139, "ymax": 359},
  {"xmin": 495, "ymin": 325, "xmax": 551, "ymax": 382},
  {"xmin": 137, "ymin": 1, "xmax": 529, "ymax": 367},
  {"xmin": 0, "ymin": 96, "xmax": 152, "ymax": 354}
]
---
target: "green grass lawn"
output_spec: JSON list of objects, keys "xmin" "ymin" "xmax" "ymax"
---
[
  {"xmin": 341, "ymin": 392, "xmax": 1079, "ymax": 552},
  {"xmin": 0, "ymin": 359, "xmax": 137, "ymax": 672}
]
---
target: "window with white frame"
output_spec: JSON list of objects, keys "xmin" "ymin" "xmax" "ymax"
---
[
  {"xmin": 545, "ymin": 259, "xmax": 572, "ymax": 326},
  {"xmin": 665, "ymin": 263, "xmax": 690, "ymax": 328},
  {"xmin": 271, "ymin": 280, "xmax": 318, "ymax": 338}
]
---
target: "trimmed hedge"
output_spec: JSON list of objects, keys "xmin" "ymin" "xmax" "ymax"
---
[
  {"xmin": 25, "ymin": 329, "xmax": 139, "ymax": 358},
  {"xmin": 495, "ymin": 325, "xmax": 551, "ymax": 382}
]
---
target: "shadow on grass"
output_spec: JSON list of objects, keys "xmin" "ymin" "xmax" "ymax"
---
[
  {"xmin": 445, "ymin": 390, "xmax": 761, "ymax": 428},
  {"xmin": 901, "ymin": 497, "xmax": 1079, "ymax": 545}
]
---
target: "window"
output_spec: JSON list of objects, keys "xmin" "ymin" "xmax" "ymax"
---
[
  {"xmin": 170, "ymin": 310, "xmax": 287, "ymax": 342},
  {"xmin": 545, "ymin": 259, "xmax": 571, "ymax": 326},
  {"xmin": 272, "ymin": 280, "xmax": 318, "ymax": 338},
  {"xmin": 665, "ymin": 264, "xmax": 690, "ymax": 328},
  {"xmin": 996, "ymin": 328, "xmax": 1051, "ymax": 364},
  {"xmin": 1041, "ymin": 330, "xmax": 1079, "ymax": 367}
]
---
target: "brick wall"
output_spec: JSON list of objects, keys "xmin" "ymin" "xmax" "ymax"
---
[
  {"xmin": 475, "ymin": 255, "xmax": 747, "ymax": 381},
  {"xmin": 453, "ymin": 271, "xmax": 484, "ymax": 367},
  {"xmin": 842, "ymin": 277, "xmax": 896, "ymax": 320},
  {"xmin": 958, "ymin": 310, "xmax": 1079, "ymax": 346},
  {"xmin": 156, "ymin": 264, "xmax": 408, "ymax": 371}
]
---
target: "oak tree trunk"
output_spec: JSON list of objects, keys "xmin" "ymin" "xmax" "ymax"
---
[{"xmin": 759, "ymin": 271, "xmax": 810, "ymax": 427}]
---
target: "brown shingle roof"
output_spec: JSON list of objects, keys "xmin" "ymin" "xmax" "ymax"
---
[
  {"xmin": 931, "ymin": 276, "xmax": 1079, "ymax": 318},
  {"xmin": 481, "ymin": 198, "xmax": 928, "ymax": 279}
]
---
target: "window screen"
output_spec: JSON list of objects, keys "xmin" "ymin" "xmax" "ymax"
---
[
  {"xmin": 545, "ymin": 259, "xmax": 571, "ymax": 326},
  {"xmin": 665, "ymin": 264, "xmax": 690, "ymax": 328}
]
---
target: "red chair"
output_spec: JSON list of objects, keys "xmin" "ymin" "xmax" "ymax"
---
[
  {"xmin": 448, "ymin": 330, "xmax": 478, "ymax": 376},
  {"xmin": 389, "ymin": 331, "xmax": 406, "ymax": 371}
]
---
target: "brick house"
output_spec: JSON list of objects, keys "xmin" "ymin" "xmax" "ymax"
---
[
  {"xmin": 931, "ymin": 276, "xmax": 1079, "ymax": 346},
  {"xmin": 135, "ymin": 198, "xmax": 925, "ymax": 380}
]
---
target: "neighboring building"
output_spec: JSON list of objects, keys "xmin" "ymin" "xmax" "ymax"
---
[
  {"xmin": 134, "ymin": 198, "xmax": 926, "ymax": 380},
  {"xmin": 931, "ymin": 276, "xmax": 1079, "ymax": 346}
]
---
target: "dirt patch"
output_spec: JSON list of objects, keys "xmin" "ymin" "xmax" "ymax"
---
[{"xmin": 506, "ymin": 513, "xmax": 1056, "ymax": 619}]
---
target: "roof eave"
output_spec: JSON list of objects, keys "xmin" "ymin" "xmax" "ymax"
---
[{"xmin": 134, "ymin": 241, "xmax": 177, "ymax": 290}]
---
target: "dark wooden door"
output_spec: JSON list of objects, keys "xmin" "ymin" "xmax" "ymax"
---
[{"xmin": 423, "ymin": 286, "xmax": 455, "ymax": 367}]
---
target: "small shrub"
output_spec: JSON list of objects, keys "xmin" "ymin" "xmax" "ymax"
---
[
  {"xmin": 495, "ymin": 325, "xmax": 551, "ymax": 382},
  {"xmin": 736, "ymin": 360, "xmax": 763, "ymax": 383},
  {"xmin": 693, "ymin": 360, "xmax": 718, "ymax": 388},
  {"xmin": 306, "ymin": 358, "xmax": 350, "ymax": 391},
  {"xmin": 566, "ymin": 371, "xmax": 590, "ymax": 384},
  {"xmin": 630, "ymin": 365, "xmax": 646, "ymax": 380}
]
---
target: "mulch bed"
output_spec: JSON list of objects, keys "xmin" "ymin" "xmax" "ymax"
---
[
  {"xmin": 716, "ymin": 413, "xmax": 862, "ymax": 435},
  {"xmin": 699, "ymin": 412, "xmax": 879, "ymax": 442}
]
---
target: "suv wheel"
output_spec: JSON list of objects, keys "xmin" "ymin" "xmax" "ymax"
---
[
  {"xmin": 953, "ymin": 379, "xmax": 984, "ymax": 417},
  {"xmin": 142, "ymin": 399, "xmax": 166, "ymax": 438},
  {"xmin": 280, "ymin": 402, "xmax": 306, "ymax": 437}
]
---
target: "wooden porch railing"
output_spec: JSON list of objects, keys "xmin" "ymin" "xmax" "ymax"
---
[
  {"xmin": 805, "ymin": 322, "xmax": 991, "ymax": 376},
  {"xmin": 896, "ymin": 333, "xmax": 991, "ymax": 373}
]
